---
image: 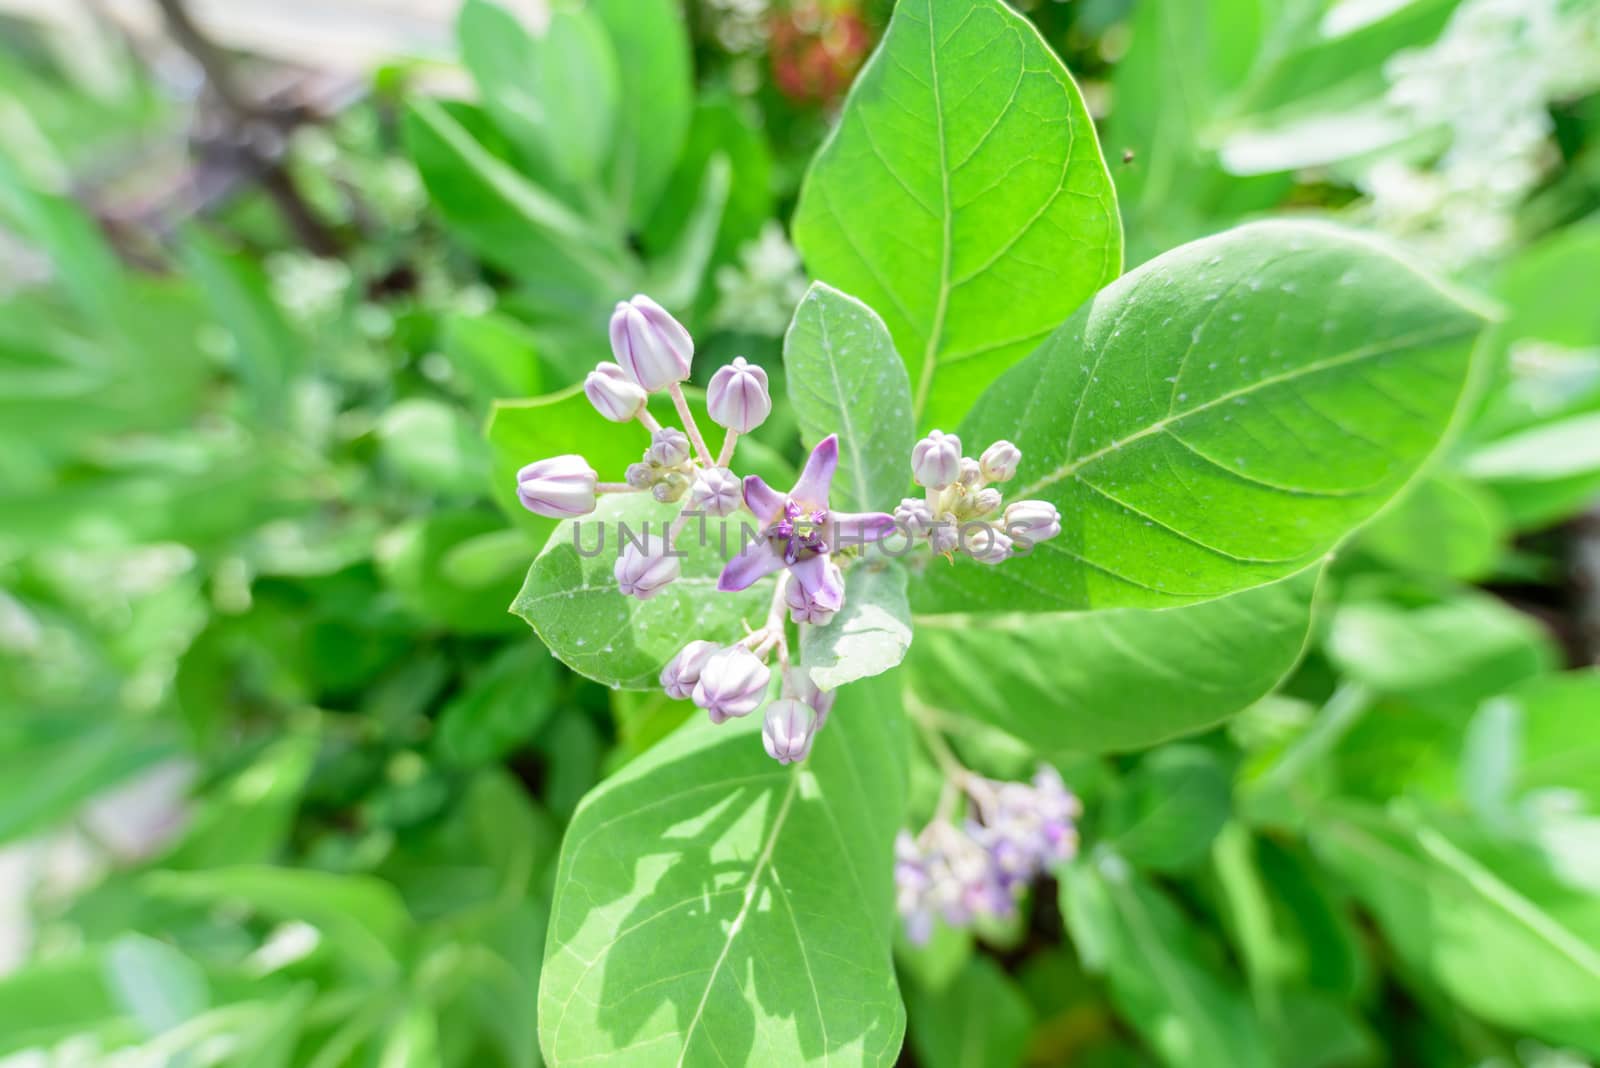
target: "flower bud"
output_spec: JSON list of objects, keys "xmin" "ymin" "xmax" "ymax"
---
[
  {"xmin": 609, "ymin": 294, "xmax": 693, "ymax": 391},
  {"xmin": 929, "ymin": 512, "xmax": 961, "ymax": 556},
  {"xmin": 894, "ymin": 497, "xmax": 933, "ymax": 537},
  {"xmin": 625, "ymin": 462, "xmax": 656, "ymax": 490},
  {"xmin": 763, "ymin": 698, "xmax": 821, "ymax": 765},
  {"xmin": 957, "ymin": 457, "xmax": 984, "ymax": 489},
  {"xmin": 963, "ymin": 523, "xmax": 1013, "ymax": 565},
  {"xmin": 706, "ymin": 357, "xmax": 771, "ymax": 433},
  {"xmin": 688, "ymin": 467, "xmax": 742, "ymax": 517},
  {"xmin": 1004, "ymin": 500, "xmax": 1061, "ymax": 545},
  {"xmin": 970, "ymin": 488, "xmax": 1004, "ymax": 518},
  {"xmin": 516, "ymin": 455, "xmax": 597, "ymax": 518},
  {"xmin": 693, "ymin": 645, "xmax": 771, "ymax": 724},
  {"xmin": 785, "ymin": 559, "xmax": 845, "ymax": 626},
  {"xmin": 911, "ymin": 430, "xmax": 962, "ymax": 489},
  {"xmin": 645, "ymin": 427, "xmax": 691, "ymax": 468},
  {"xmin": 652, "ymin": 472, "xmax": 690, "ymax": 503},
  {"xmin": 584, "ymin": 361, "xmax": 647, "ymax": 423},
  {"xmin": 614, "ymin": 542, "xmax": 681, "ymax": 600},
  {"xmin": 660, "ymin": 639, "xmax": 719, "ymax": 700},
  {"xmin": 788, "ymin": 666, "xmax": 836, "ymax": 725},
  {"xmin": 979, "ymin": 440, "xmax": 1021, "ymax": 483}
]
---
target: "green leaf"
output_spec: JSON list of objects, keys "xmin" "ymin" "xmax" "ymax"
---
[
  {"xmin": 437, "ymin": 643, "xmax": 558, "ymax": 766},
  {"xmin": 144, "ymin": 866, "xmax": 415, "ymax": 981},
  {"xmin": 377, "ymin": 398, "xmax": 490, "ymax": 495},
  {"xmin": 1482, "ymin": 670, "xmax": 1600, "ymax": 810},
  {"xmin": 377, "ymin": 510, "xmax": 528, "ymax": 635},
  {"xmin": 511, "ymin": 493, "xmax": 769, "ymax": 689},
  {"xmin": 404, "ymin": 97, "xmax": 627, "ymax": 296},
  {"xmin": 1104, "ymin": 746, "xmax": 1232, "ymax": 872},
  {"xmin": 537, "ymin": 672, "xmax": 909, "ymax": 1066},
  {"xmin": 0, "ymin": 957, "xmax": 124, "ymax": 1056},
  {"xmin": 908, "ymin": 567, "xmax": 1319, "ymax": 753},
  {"xmin": 921, "ymin": 221, "xmax": 1488, "ymax": 612},
  {"xmin": 1324, "ymin": 590, "xmax": 1557, "ymax": 704},
  {"xmin": 103, "ymin": 934, "xmax": 209, "ymax": 1037},
  {"xmin": 442, "ymin": 311, "xmax": 544, "ymax": 412},
  {"xmin": 1061, "ymin": 854, "xmax": 1273, "ymax": 1068},
  {"xmin": 1357, "ymin": 473, "xmax": 1506, "ymax": 581},
  {"xmin": 783, "ymin": 282, "xmax": 915, "ymax": 512},
  {"xmin": 1314, "ymin": 807, "xmax": 1600, "ymax": 1055},
  {"xmin": 792, "ymin": 0, "xmax": 1122, "ymax": 431},
  {"xmin": 906, "ymin": 956, "xmax": 1034, "ymax": 1068},
  {"xmin": 457, "ymin": 0, "xmax": 619, "ymax": 189},
  {"xmin": 589, "ymin": 0, "xmax": 693, "ymax": 228},
  {"xmin": 799, "ymin": 563, "xmax": 913, "ymax": 690},
  {"xmin": 182, "ymin": 229, "xmax": 301, "ymax": 419},
  {"xmin": 641, "ymin": 154, "xmax": 730, "ymax": 309},
  {"xmin": 1464, "ymin": 411, "xmax": 1600, "ymax": 528}
]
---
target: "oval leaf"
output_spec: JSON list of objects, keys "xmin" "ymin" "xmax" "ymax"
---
[
  {"xmin": 783, "ymin": 282, "xmax": 915, "ymax": 512},
  {"xmin": 909, "ymin": 566, "xmax": 1319, "ymax": 752},
  {"xmin": 922, "ymin": 220, "xmax": 1488, "ymax": 612},
  {"xmin": 792, "ymin": 0, "xmax": 1122, "ymax": 431},
  {"xmin": 800, "ymin": 564, "xmax": 913, "ymax": 690},
  {"xmin": 511, "ymin": 494, "xmax": 770, "ymax": 690},
  {"xmin": 538, "ymin": 674, "xmax": 908, "ymax": 1066}
]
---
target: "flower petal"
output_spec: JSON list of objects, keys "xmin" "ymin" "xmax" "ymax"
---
[
  {"xmin": 717, "ymin": 540, "xmax": 787, "ymax": 592},
  {"xmin": 829, "ymin": 510, "xmax": 898, "ymax": 550},
  {"xmin": 742, "ymin": 475, "xmax": 785, "ymax": 523},
  {"xmin": 792, "ymin": 434, "xmax": 839, "ymax": 507}
]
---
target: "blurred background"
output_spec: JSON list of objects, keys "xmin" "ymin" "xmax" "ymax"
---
[{"xmin": 1, "ymin": 0, "xmax": 1599, "ymax": 1065}]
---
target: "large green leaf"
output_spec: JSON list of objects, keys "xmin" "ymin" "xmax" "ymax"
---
[
  {"xmin": 511, "ymin": 494, "xmax": 770, "ymax": 689},
  {"xmin": 783, "ymin": 282, "xmax": 914, "ymax": 512},
  {"xmin": 920, "ymin": 221, "xmax": 1487, "ymax": 612},
  {"xmin": 1464, "ymin": 411, "xmax": 1600, "ymax": 528},
  {"xmin": 1315, "ymin": 806, "xmax": 1600, "ymax": 1055},
  {"xmin": 537, "ymin": 673, "xmax": 909, "ymax": 1066},
  {"xmin": 589, "ymin": 0, "xmax": 693, "ymax": 228},
  {"xmin": 908, "ymin": 567, "xmax": 1319, "ymax": 752},
  {"xmin": 792, "ymin": 0, "xmax": 1121, "ymax": 431}
]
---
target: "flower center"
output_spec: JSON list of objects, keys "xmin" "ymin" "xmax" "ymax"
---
[{"xmin": 769, "ymin": 499, "xmax": 829, "ymax": 563}]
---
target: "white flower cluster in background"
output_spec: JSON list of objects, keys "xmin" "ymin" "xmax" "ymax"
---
[
  {"xmin": 1357, "ymin": 0, "xmax": 1600, "ymax": 266},
  {"xmin": 710, "ymin": 222, "xmax": 812, "ymax": 338}
]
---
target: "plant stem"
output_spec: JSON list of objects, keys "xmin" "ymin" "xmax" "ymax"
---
[
  {"xmin": 715, "ymin": 430, "xmax": 739, "ymax": 469},
  {"xmin": 668, "ymin": 383, "xmax": 715, "ymax": 467},
  {"xmin": 637, "ymin": 409, "xmax": 662, "ymax": 434},
  {"xmin": 596, "ymin": 482, "xmax": 642, "ymax": 494}
]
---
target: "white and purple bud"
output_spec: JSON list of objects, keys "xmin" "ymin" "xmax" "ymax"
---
[
  {"xmin": 894, "ymin": 497, "xmax": 934, "ymax": 537},
  {"xmin": 625, "ymin": 462, "xmax": 656, "ymax": 490},
  {"xmin": 929, "ymin": 513, "xmax": 961, "ymax": 556},
  {"xmin": 1004, "ymin": 500, "xmax": 1061, "ymax": 545},
  {"xmin": 652, "ymin": 472, "xmax": 690, "ymax": 503},
  {"xmin": 687, "ymin": 467, "xmax": 742, "ymax": 517},
  {"xmin": 979, "ymin": 440, "xmax": 1021, "ymax": 483},
  {"xmin": 584, "ymin": 361, "xmax": 647, "ymax": 423},
  {"xmin": 614, "ymin": 542, "xmax": 681, "ymax": 600},
  {"xmin": 516, "ymin": 455, "xmax": 597, "ymax": 518},
  {"xmin": 692, "ymin": 645, "xmax": 771, "ymax": 724},
  {"xmin": 957, "ymin": 457, "xmax": 984, "ymax": 490},
  {"xmin": 911, "ymin": 430, "xmax": 962, "ymax": 490},
  {"xmin": 762, "ymin": 698, "xmax": 821, "ymax": 765},
  {"xmin": 895, "ymin": 832, "xmax": 936, "ymax": 945},
  {"xmin": 787, "ymin": 666, "xmax": 836, "ymax": 725},
  {"xmin": 609, "ymin": 294, "xmax": 693, "ymax": 392},
  {"xmin": 706, "ymin": 356, "xmax": 772, "ymax": 433},
  {"xmin": 966, "ymin": 487, "xmax": 1004, "ymax": 519},
  {"xmin": 964, "ymin": 524, "xmax": 1013, "ymax": 565},
  {"xmin": 660, "ymin": 640, "xmax": 719, "ymax": 700},
  {"xmin": 646, "ymin": 427, "xmax": 691, "ymax": 469},
  {"xmin": 785, "ymin": 559, "xmax": 845, "ymax": 626}
]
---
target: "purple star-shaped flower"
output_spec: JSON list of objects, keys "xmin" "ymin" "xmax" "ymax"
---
[{"xmin": 717, "ymin": 435, "xmax": 896, "ymax": 593}]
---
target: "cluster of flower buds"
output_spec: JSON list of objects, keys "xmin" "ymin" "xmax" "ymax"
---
[
  {"xmin": 894, "ymin": 432, "xmax": 1062, "ymax": 565},
  {"xmin": 661, "ymin": 633, "xmax": 837, "ymax": 764},
  {"xmin": 515, "ymin": 294, "xmax": 775, "ymax": 601},
  {"xmin": 895, "ymin": 766, "xmax": 1081, "ymax": 943}
]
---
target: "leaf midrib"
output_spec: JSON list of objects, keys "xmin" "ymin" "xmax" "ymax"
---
[
  {"xmin": 1014, "ymin": 319, "xmax": 1473, "ymax": 499},
  {"xmin": 675, "ymin": 772, "xmax": 802, "ymax": 1066}
]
